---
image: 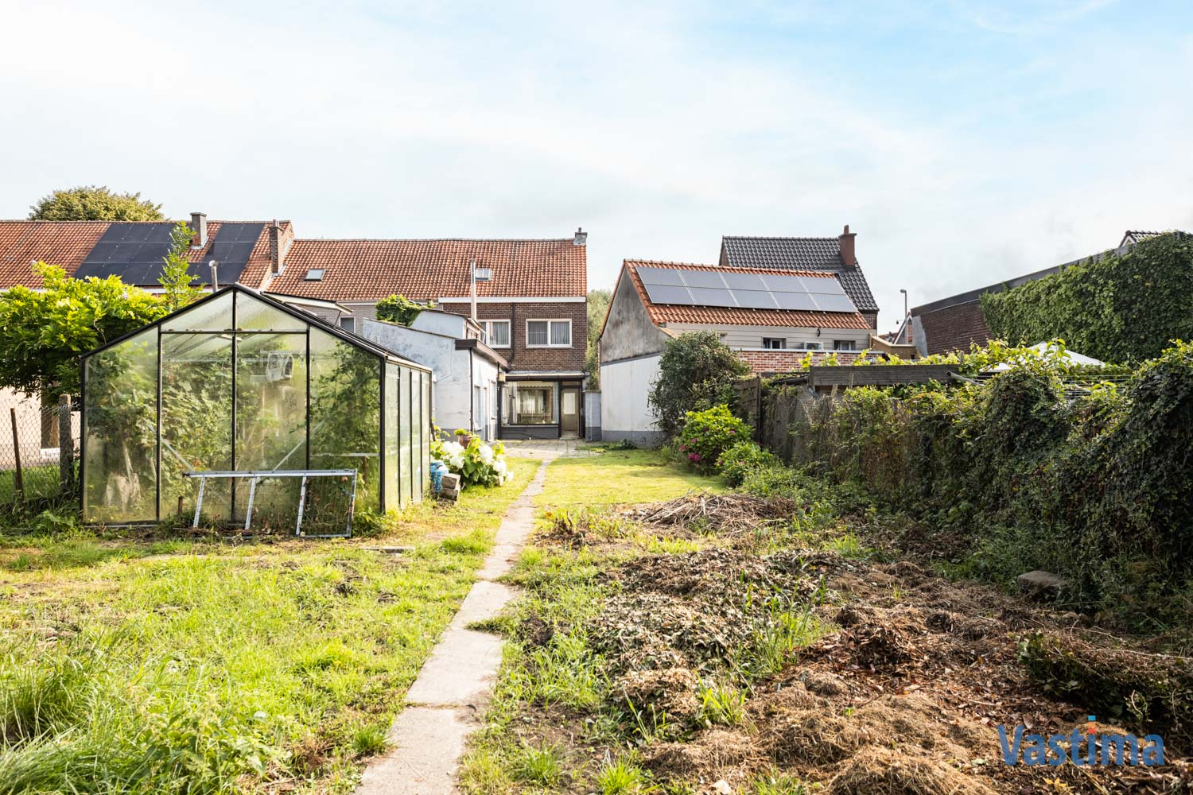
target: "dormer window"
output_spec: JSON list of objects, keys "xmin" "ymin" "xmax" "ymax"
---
[{"xmin": 304, "ymin": 269, "xmax": 325, "ymax": 281}]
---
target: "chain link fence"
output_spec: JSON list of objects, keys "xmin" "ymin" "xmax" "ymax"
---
[{"xmin": 0, "ymin": 393, "xmax": 79, "ymax": 519}]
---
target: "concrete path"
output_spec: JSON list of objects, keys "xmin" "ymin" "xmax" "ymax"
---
[{"xmin": 356, "ymin": 459, "xmax": 551, "ymax": 795}]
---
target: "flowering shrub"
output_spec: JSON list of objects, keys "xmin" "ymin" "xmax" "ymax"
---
[
  {"xmin": 430, "ymin": 434, "xmax": 511, "ymax": 487},
  {"xmin": 715, "ymin": 440, "xmax": 778, "ymax": 487},
  {"xmin": 678, "ymin": 405, "xmax": 750, "ymax": 473}
]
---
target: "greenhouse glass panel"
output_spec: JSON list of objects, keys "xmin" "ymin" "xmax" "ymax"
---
[
  {"xmin": 400, "ymin": 366, "xmax": 413, "ymax": 506},
  {"xmin": 384, "ymin": 363, "xmax": 400, "ymax": 510},
  {"xmin": 82, "ymin": 326, "xmax": 158, "ymax": 523},
  {"xmin": 236, "ymin": 294, "xmax": 308, "ymax": 332},
  {"xmin": 233, "ymin": 332, "xmax": 308, "ymax": 526},
  {"xmin": 412, "ymin": 371, "xmax": 424, "ymax": 502},
  {"xmin": 160, "ymin": 333, "xmax": 233, "ymax": 523},
  {"xmin": 421, "ymin": 373, "xmax": 431, "ymax": 497},
  {"xmin": 162, "ymin": 291, "xmax": 234, "ymax": 332},
  {"xmin": 309, "ymin": 326, "xmax": 382, "ymax": 513}
]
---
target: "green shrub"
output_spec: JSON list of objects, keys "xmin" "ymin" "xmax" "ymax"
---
[
  {"xmin": 375, "ymin": 294, "xmax": 430, "ymax": 326},
  {"xmin": 715, "ymin": 440, "xmax": 777, "ymax": 487},
  {"xmin": 649, "ymin": 331, "xmax": 751, "ymax": 437},
  {"xmin": 677, "ymin": 405, "xmax": 750, "ymax": 473}
]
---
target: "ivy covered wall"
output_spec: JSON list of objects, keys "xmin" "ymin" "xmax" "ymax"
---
[{"xmin": 980, "ymin": 232, "xmax": 1193, "ymax": 364}]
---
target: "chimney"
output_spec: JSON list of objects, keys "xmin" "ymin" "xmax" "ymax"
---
[
  {"xmin": 839, "ymin": 224, "xmax": 857, "ymax": 268},
  {"xmin": 269, "ymin": 219, "xmax": 283, "ymax": 274},
  {"xmin": 574, "ymin": 227, "xmax": 587, "ymax": 246},
  {"xmin": 190, "ymin": 212, "xmax": 208, "ymax": 249}
]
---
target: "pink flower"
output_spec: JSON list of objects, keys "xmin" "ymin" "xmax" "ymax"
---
[
  {"xmin": 689, "ymin": 453, "xmax": 702, "ymax": 462},
  {"xmin": 680, "ymin": 444, "xmax": 688, "ymax": 451}
]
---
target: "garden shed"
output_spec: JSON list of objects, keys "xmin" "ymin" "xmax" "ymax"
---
[{"xmin": 80, "ymin": 285, "xmax": 432, "ymax": 528}]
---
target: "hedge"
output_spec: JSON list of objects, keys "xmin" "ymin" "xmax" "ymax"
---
[{"xmin": 981, "ymin": 232, "xmax": 1193, "ymax": 364}]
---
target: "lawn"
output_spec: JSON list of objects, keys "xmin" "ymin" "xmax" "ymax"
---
[
  {"xmin": 535, "ymin": 448, "xmax": 724, "ymax": 509},
  {"xmin": 0, "ymin": 457, "xmax": 538, "ymax": 794}
]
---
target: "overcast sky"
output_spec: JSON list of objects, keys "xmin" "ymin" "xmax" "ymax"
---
[{"xmin": 2, "ymin": 0, "xmax": 1191, "ymax": 331}]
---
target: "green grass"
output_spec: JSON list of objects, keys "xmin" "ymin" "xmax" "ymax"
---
[
  {"xmin": 0, "ymin": 458, "xmax": 539, "ymax": 793},
  {"xmin": 535, "ymin": 449, "xmax": 723, "ymax": 509},
  {"xmin": 0, "ymin": 465, "xmax": 60, "ymax": 505}
]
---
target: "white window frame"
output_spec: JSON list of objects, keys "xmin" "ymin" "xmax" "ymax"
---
[
  {"xmin": 833, "ymin": 340, "xmax": 856, "ymax": 351},
  {"xmin": 481, "ymin": 319, "xmax": 511, "ymax": 348},
  {"xmin": 793, "ymin": 341, "xmax": 823, "ymax": 351},
  {"xmin": 762, "ymin": 337, "xmax": 786, "ymax": 350},
  {"xmin": 525, "ymin": 318, "xmax": 572, "ymax": 348}
]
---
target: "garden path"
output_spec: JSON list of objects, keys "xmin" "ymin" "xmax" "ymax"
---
[{"xmin": 355, "ymin": 457, "xmax": 553, "ymax": 795}]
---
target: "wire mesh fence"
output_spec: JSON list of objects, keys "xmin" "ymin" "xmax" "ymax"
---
[{"xmin": 0, "ymin": 394, "xmax": 79, "ymax": 518}]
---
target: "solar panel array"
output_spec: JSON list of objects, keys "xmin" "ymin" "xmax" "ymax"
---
[
  {"xmin": 637, "ymin": 267, "xmax": 858, "ymax": 313},
  {"xmin": 74, "ymin": 222, "xmax": 265, "ymax": 286}
]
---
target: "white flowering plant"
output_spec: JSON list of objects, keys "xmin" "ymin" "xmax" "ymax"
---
[{"xmin": 430, "ymin": 432, "xmax": 512, "ymax": 488}]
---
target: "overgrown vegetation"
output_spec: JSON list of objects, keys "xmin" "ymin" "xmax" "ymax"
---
[
  {"xmin": 649, "ymin": 331, "xmax": 750, "ymax": 437},
  {"xmin": 374, "ymin": 294, "xmax": 429, "ymax": 326},
  {"xmin": 585, "ymin": 288, "xmax": 611, "ymax": 387},
  {"xmin": 28, "ymin": 186, "xmax": 164, "ymax": 222},
  {"xmin": 776, "ymin": 340, "xmax": 1193, "ymax": 624},
  {"xmin": 981, "ymin": 231, "xmax": 1193, "ymax": 363}
]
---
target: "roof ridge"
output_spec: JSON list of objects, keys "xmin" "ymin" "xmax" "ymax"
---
[
  {"xmin": 626, "ymin": 260, "xmax": 836, "ymax": 279},
  {"xmin": 292, "ymin": 237, "xmax": 574, "ymax": 244},
  {"xmin": 722, "ymin": 235, "xmax": 839, "ymax": 242}
]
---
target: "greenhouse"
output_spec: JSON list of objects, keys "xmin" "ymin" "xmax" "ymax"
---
[{"xmin": 80, "ymin": 285, "xmax": 432, "ymax": 530}]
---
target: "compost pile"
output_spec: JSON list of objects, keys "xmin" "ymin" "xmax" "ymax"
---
[{"xmin": 622, "ymin": 492, "xmax": 797, "ymax": 536}]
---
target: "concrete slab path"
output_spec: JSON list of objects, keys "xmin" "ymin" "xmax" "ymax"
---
[{"xmin": 356, "ymin": 459, "xmax": 551, "ymax": 795}]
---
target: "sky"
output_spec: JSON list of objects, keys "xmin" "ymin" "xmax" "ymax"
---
[{"xmin": 2, "ymin": 0, "xmax": 1191, "ymax": 332}]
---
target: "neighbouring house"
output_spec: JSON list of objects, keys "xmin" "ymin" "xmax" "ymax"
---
[
  {"xmin": 719, "ymin": 226, "xmax": 881, "ymax": 331},
  {"xmin": 264, "ymin": 231, "xmax": 590, "ymax": 440},
  {"xmin": 361, "ymin": 310, "xmax": 507, "ymax": 441},
  {"xmin": 597, "ymin": 260, "xmax": 875, "ymax": 445},
  {"xmin": 0, "ymin": 215, "xmax": 589, "ymax": 441},
  {"xmin": 907, "ymin": 230, "xmax": 1177, "ymax": 356},
  {"xmin": 78, "ymin": 284, "xmax": 433, "ymax": 526}
]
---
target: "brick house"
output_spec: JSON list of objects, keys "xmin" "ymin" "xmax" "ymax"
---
[
  {"xmin": 264, "ymin": 231, "xmax": 590, "ymax": 440},
  {"xmin": 0, "ymin": 215, "xmax": 588, "ymax": 441}
]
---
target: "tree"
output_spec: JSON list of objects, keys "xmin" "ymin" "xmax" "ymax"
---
[
  {"xmin": 648, "ymin": 331, "xmax": 750, "ymax": 437},
  {"xmin": 0, "ymin": 263, "xmax": 166, "ymax": 400},
  {"xmin": 29, "ymin": 186, "xmax": 164, "ymax": 221},
  {"xmin": 158, "ymin": 222, "xmax": 205, "ymax": 311},
  {"xmin": 585, "ymin": 288, "xmax": 611, "ymax": 387},
  {"xmin": 376, "ymin": 294, "xmax": 430, "ymax": 326}
]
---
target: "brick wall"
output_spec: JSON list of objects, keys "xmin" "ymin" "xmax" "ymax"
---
[
  {"xmin": 444, "ymin": 301, "xmax": 587, "ymax": 372},
  {"xmin": 914, "ymin": 300, "xmax": 992, "ymax": 355},
  {"xmin": 737, "ymin": 349, "xmax": 860, "ymax": 374}
]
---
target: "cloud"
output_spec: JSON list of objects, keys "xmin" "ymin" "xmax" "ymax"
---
[{"xmin": 0, "ymin": 1, "xmax": 1190, "ymax": 331}]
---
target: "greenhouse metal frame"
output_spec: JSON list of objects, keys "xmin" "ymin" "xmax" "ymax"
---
[{"xmin": 79, "ymin": 284, "xmax": 433, "ymax": 527}]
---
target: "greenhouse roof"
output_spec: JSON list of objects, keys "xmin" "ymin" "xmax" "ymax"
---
[{"xmin": 80, "ymin": 283, "xmax": 431, "ymax": 372}]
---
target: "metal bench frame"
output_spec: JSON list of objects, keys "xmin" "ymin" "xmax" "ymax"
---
[{"xmin": 182, "ymin": 469, "xmax": 358, "ymax": 537}]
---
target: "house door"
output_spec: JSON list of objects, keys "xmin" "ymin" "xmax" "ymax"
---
[{"xmin": 560, "ymin": 387, "xmax": 580, "ymax": 439}]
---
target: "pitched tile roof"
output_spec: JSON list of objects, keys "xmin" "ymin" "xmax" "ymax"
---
[
  {"xmin": 0, "ymin": 221, "xmax": 109, "ymax": 288},
  {"xmin": 264, "ymin": 238, "xmax": 586, "ymax": 301},
  {"xmin": 0, "ymin": 219, "xmax": 284, "ymax": 290},
  {"xmin": 720, "ymin": 236, "xmax": 879, "ymax": 313},
  {"xmin": 623, "ymin": 260, "xmax": 871, "ymax": 330}
]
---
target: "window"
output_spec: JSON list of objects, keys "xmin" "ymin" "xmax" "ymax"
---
[
  {"xmin": 762, "ymin": 338, "xmax": 786, "ymax": 350},
  {"xmin": 504, "ymin": 381, "xmax": 556, "ymax": 425},
  {"xmin": 834, "ymin": 340, "xmax": 856, "ymax": 351},
  {"xmin": 339, "ymin": 316, "xmax": 355, "ymax": 333},
  {"xmin": 793, "ymin": 341, "xmax": 823, "ymax": 351},
  {"xmin": 304, "ymin": 269, "xmax": 324, "ymax": 281},
  {"xmin": 481, "ymin": 319, "xmax": 511, "ymax": 348},
  {"xmin": 526, "ymin": 319, "xmax": 571, "ymax": 348}
]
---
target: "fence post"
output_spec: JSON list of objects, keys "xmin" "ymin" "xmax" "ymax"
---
[
  {"xmin": 10, "ymin": 407, "xmax": 24, "ymax": 505},
  {"xmin": 59, "ymin": 394, "xmax": 74, "ymax": 496}
]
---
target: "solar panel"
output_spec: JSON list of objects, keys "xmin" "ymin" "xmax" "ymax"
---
[
  {"xmin": 637, "ymin": 267, "xmax": 685, "ymax": 286},
  {"xmin": 638, "ymin": 267, "xmax": 858, "ymax": 315},
  {"xmin": 811, "ymin": 294, "xmax": 858, "ymax": 312},
  {"xmin": 642, "ymin": 283, "xmax": 692, "ymax": 305},
  {"xmin": 682, "ymin": 270, "xmax": 728, "ymax": 288},
  {"xmin": 74, "ymin": 222, "xmax": 264, "ymax": 286},
  {"xmin": 733, "ymin": 290, "xmax": 779, "ymax": 309},
  {"xmin": 688, "ymin": 287, "xmax": 736, "ymax": 306},
  {"xmin": 721, "ymin": 272, "xmax": 767, "ymax": 290}
]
